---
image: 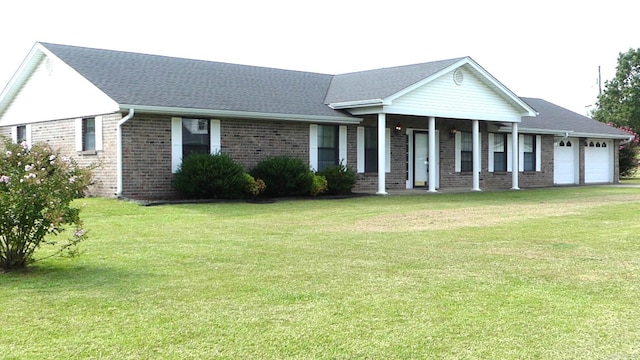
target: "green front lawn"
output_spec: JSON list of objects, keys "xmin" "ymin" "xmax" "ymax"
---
[{"xmin": 2, "ymin": 186, "xmax": 640, "ymax": 359}]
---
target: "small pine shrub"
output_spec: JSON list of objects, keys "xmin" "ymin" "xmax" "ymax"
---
[
  {"xmin": 173, "ymin": 152, "xmax": 246, "ymax": 199},
  {"xmin": 317, "ymin": 162, "xmax": 356, "ymax": 195},
  {"xmin": 309, "ymin": 174, "xmax": 328, "ymax": 196},
  {"xmin": 251, "ymin": 156, "xmax": 314, "ymax": 197}
]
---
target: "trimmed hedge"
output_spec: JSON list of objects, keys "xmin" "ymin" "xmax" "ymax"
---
[
  {"xmin": 317, "ymin": 163, "xmax": 356, "ymax": 195},
  {"xmin": 173, "ymin": 153, "xmax": 247, "ymax": 199},
  {"xmin": 251, "ymin": 156, "xmax": 314, "ymax": 197}
]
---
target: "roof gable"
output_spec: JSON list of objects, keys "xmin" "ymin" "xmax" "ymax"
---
[
  {"xmin": 327, "ymin": 57, "xmax": 536, "ymax": 121},
  {"xmin": 0, "ymin": 43, "xmax": 118, "ymax": 125}
]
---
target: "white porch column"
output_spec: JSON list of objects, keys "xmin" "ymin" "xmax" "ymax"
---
[
  {"xmin": 472, "ymin": 119, "xmax": 481, "ymax": 191},
  {"xmin": 377, "ymin": 113, "xmax": 387, "ymax": 195},
  {"xmin": 428, "ymin": 116, "xmax": 437, "ymax": 192},
  {"xmin": 511, "ymin": 123, "xmax": 520, "ymax": 190}
]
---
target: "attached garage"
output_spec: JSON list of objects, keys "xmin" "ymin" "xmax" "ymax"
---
[
  {"xmin": 584, "ymin": 139, "xmax": 613, "ymax": 183},
  {"xmin": 554, "ymin": 138, "xmax": 578, "ymax": 184}
]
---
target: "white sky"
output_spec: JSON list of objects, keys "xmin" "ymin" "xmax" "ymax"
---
[{"xmin": 1, "ymin": 0, "xmax": 638, "ymax": 116}]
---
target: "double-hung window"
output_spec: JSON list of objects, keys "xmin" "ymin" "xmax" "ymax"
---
[
  {"xmin": 523, "ymin": 135, "xmax": 536, "ymax": 172},
  {"xmin": 182, "ymin": 118, "xmax": 211, "ymax": 157},
  {"xmin": 317, "ymin": 125, "xmax": 338, "ymax": 172},
  {"xmin": 75, "ymin": 116, "xmax": 102, "ymax": 152},
  {"xmin": 492, "ymin": 133, "xmax": 507, "ymax": 172},
  {"xmin": 16, "ymin": 125, "xmax": 27, "ymax": 144},
  {"xmin": 364, "ymin": 127, "xmax": 378, "ymax": 172},
  {"xmin": 83, "ymin": 118, "xmax": 96, "ymax": 151},
  {"xmin": 460, "ymin": 131, "xmax": 473, "ymax": 172}
]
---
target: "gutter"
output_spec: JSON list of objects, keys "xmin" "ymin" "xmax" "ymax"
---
[{"xmin": 116, "ymin": 108, "xmax": 135, "ymax": 197}]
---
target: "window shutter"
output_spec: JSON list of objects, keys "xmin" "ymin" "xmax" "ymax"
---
[
  {"xmin": 25, "ymin": 124, "xmax": 32, "ymax": 148},
  {"xmin": 506, "ymin": 134, "xmax": 513, "ymax": 172},
  {"xmin": 454, "ymin": 131, "xmax": 461, "ymax": 172},
  {"xmin": 536, "ymin": 135, "xmax": 542, "ymax": 172},
  {"xmin": 356, "ymin": 127, "xmax": 365, "ymax": 173},
  {"xmin": 75, "ymin": 118, "xmax": 83, "ymax": 152},
  {"xmin": 339, "ymin": 126, "xmax": 347, "ymax": 165},
  {"xmin": 385, "ymin": 128, "xmax": 391, "ymax": 173},
  {"xmin": 518, "ymin": 134, "xmax": 524, "ymax": 172},
  {"xmin": 95, "ymin": 116, "xmax": 103, "ymax": 151},
  {"xmin": 171, "ymin": 117, "xmax": 183, "ymax": 173},
  {"xmin": 210, "ymin": 119, "xmax": 221, "ymax": 154},
  {"xmin": 10, "ymin": 126, "xmax": 17, "ymax": 143},
  {"xmin": 309, "ymin": 124, "xmax": 318, "ymax": 171},
  {"xmin": 488, "ymin": 133, "xmax": 495, "ymax": 172}
]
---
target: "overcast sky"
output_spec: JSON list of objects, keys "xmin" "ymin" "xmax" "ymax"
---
[{"xmin": 1, "ymin": 0, "xmax": 638, "ymax": 116}]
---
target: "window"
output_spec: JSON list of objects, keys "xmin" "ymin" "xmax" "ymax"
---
[
  {"xmin": 460, "ymin": 131, "xmax": 473, "ymax": 172},
  {"xmin": 82, "ymin": 118, "xmax": 96, "ymax": 151},
  {"xmin": 16, "ymin": 125, "xmax": 27, "ymax": 144},
  {"xmin": 364, "ymin": 127, "xmax": 378, "ymax": 172},
  {"xmin": 492, "ymin": 133, "xmax": 507, "ymax": 172},
  {"xmin": 523, "ymin": 135, "xmax": 536, "ymax": 171},
  {"xmin": 182, "ymin": 118, "xmax": 210, "ymax": 157},
  {"xmin": 317, "ymin": 125, "xmax": 338, "ymax": 171}
]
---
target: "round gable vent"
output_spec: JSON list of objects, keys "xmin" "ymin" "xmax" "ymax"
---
[{"xmin": 453, "ymin": 69, "xmax": 464, "ymax": 85}]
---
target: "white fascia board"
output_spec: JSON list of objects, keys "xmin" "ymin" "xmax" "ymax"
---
[
  {"xmin": 570, "ymin": 132, "xmax": 633, "ymax": 140},
  {"xmin": 0, "ymin": 43, "xmax": 47, "ymax": 116},
  {"xmin": 498, "ymin": 126, "xmax": 630, "ymax": 139},
  {"xmin": 382, "ymin": 105, "xmax": 524, "ymax": 122},
  {"xmin": 120, "ymin": 105, "xmax": 363, "ymax": 124},
  {"xmin": 328, "ymin": 98, "xmax": 386, "ymax": 110}
]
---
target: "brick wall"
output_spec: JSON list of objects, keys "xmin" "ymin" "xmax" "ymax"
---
[{"xmin": 0, "ymin": 114, "xmax": 120, "ymax": 197}]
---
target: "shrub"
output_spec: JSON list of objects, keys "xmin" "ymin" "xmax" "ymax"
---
[
  {"xmin": 244, "ymin": 173, "xmax": 266, "ymax": 199},
  {"xmin": 309, "ymin": 174, "xmax": 328, "ymax": 196},
  {"xmin": 608, "ymin": 123, "xmax": 639, "ymax": 177},
  {"xmin": 173, "ymin": 152, "xmax": 247, "ymax": 199},
  {"xmin": 317, "ymin": 162, "xmax": 357, "ymax": 195},
  {"xmin": 251, "ymin": 156, "xmax": 314, "ymax": 197},
  {"xmin": 0, "ymin": 139, "xmax": 92, "ymax": 271}
]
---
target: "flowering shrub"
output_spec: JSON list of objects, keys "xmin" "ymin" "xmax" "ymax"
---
[
  {"xmin": 0, "ymin": 138, "xmax": 92, "ymax": 271},
  {"xmin": 243, "ymin": 173, "xmax": 266, "ymax": 199},
  {"xmin": 608, "ymin": 123, "xmax": 640, "ymax": 177}
]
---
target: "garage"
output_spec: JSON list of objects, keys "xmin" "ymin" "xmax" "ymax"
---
[
  {"xmin": 584, "ymin": 139, "xmax": 613, "ymax": 183},
  {"xmin": 554, "ymin": 138, "xmax": 578, "ymax": 184}
]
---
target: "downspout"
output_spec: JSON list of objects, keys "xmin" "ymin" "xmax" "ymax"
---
[{"xmin": 116, "ymin": 108, "xmax": 135, "ymax": 197}]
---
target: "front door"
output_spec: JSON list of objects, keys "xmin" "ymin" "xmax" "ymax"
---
[{"xmin": 414, "ymin": 132, "xmax": 429, "ymax": 187}]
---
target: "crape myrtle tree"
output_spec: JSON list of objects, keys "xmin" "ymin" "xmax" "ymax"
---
[
  {"xmin": 0, "ymin": 138, "xmax": 93, "ymax": 271},
  {"xmin": 593, "ymin": 48, "xmax": 640, "ymax": 177}
]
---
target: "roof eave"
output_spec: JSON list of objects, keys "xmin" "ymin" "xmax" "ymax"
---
[
  {"xmin": 499, "ymin": 126, "xmax": 631, "ymax": 139},
  {"xmin": 119, "ymin": 105, "xmax": 363, "ymax": 124},
  {"xmin": 327, "ymin": 99, "xmax": 386, "ymax": 110}
]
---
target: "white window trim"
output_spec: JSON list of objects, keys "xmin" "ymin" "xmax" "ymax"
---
[
  {"xmin": 356, "ymin": 126, "xmax": 390, "ymax": 173},
  {"xmin": 339, "ymin": 125, "xmax": 347, "ymax": 165},
  {"xmin": 74, "ymin": 117, "xmax": 103, "ymax": 152},
  {"xmin": 488, "ymin": 133, "xmax": 512, "ymax": 172},
  {"xmin": 518, "ymin": 134, "xmax": 541, "ymax": 172},
  {"xmin": 309, "ymin": 124, "xmax": 318, "ymax": 171},
  {"xmin": 455, "ymin": 131, "xmax": 481, "ymax": 173},
  {"xmin": 311, "ymin": 124, "xmax": 348, "ymax": 172},
  {"xmin": 171, "ymin": 117, "xmax": 221, "ymax": 173},
  {"xmin": 11, "ymin": 124, "xmax": 32, "ymax": 147}
]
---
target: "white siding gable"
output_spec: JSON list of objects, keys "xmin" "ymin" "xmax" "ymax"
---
[
  {"xmin": 386, "ymin": 66, "xmax": 524, "ymax": 122},
  {"xmin": 0, "ymin": 54, "xmax": 118, "ymax": 126}
]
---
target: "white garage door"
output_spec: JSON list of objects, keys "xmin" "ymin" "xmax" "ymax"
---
[
  {"xmin": 554, "ymin": 138, "xmax": 578, "ymax": 184},
  {"xmin": 585, "ymin": 139, "xmax": 612, "ymax": 183}
]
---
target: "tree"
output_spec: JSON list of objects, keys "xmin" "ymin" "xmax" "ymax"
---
[
  {"xmin": 608, "ymin": 123, "xmax": 639, "ymax": 178},
  {"xmin": 593, "ymin": 48, "xmax": 640, "ymax": 130},
  {"xmin": 0, "ymin": 139, "xmax": 93, "ymax": 271}
]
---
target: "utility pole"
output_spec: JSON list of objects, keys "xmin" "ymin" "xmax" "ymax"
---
[{"xmin": 598, "ymin": 65, "xmax": 602, "ymax": 96}]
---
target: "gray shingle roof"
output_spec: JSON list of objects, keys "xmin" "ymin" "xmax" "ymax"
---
[
  {"xmin": 520, "ymin": 97, "xmax": 628, "ymax": 137},
  {"xmin": 40, "ymin": 43, "xmax": 349, "ymax": 118},
  {"xmin": 325, "ymin": 58, "xmax": 465, "ymax": 104}
]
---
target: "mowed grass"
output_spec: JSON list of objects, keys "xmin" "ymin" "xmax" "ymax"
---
[{"xmin": 2, "ymin": 186, "xmax": 640, "ymax": 359}]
